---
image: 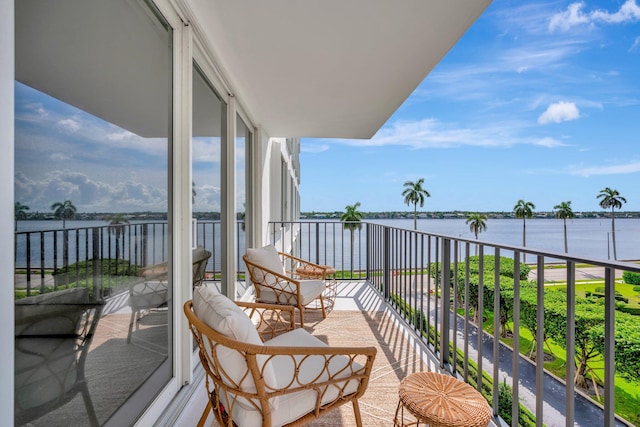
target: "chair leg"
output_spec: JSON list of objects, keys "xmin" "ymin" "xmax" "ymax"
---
[
  {"xmin": 352, "ymin": 399, "xmax": 363, "ymax": 427},
  {"xmin": 197, "ymin": 400, "xmax": 212, "ymax": 427},
  {"xmin": 319, "ymin": 295, "xmax": 327, "ymax": 319},
  {"xmin": 298, "ymin": 306, "xmax": 305, "ymax": 328},
  {"xmin": 127, "ymin": 310, "xmax": 136, "ymax": 343},
  {"xmin": 80, "ymin": 382, "xmax": 100, "ymax": 427}
]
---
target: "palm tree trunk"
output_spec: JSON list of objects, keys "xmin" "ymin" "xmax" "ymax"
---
[
  {"xmin": 413, "ymin": 204, "xmax": 417, "ymax": 230},
  {"xmin": 611, "ymin": 208, "xmax": 617, "ymax": 260},
  {"xmin": 522, "ymin": 218, "xmax": 527, "ymax": 263},
  {"xmin": 350, "ymin": 229, "xmax": 355, "ymax": 271},
  {"xmin": 563, "ymin": 219, "xmax": 568, "ymax": 253}
]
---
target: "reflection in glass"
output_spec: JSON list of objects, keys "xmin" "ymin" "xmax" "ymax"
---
[
  {"xmin": 14, "ymin": 0, "xmax": 173, "ymax": 425},
  {"xmin": 192, "ymin": 62, "xmax": 225, "ymax": 283},
  {"xmin": 236, "ymin": 116, "xmax": 251, "ymax": 278}
]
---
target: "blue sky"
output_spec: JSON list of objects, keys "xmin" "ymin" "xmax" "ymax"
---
[{"xmin": 300, "ymin": 0, "xmax": 640, "ymax": 213}]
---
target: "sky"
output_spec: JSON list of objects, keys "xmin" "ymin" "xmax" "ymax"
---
[
  {"xmin": 13, "ymin": 0, "xmax": 640, "ymax": 215},
  {"xmin": 299, "ymin": 0, "xmax": 640, "ymax": 213}
]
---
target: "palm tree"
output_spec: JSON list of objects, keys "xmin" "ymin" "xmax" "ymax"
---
[
  {"xmin": 108, "ymin": 213, "xmax": 129, "ymax": 260},
  {"xmin": 553, "ymin": 201, "xmax": 574, "ymax": 254},
  {"xmin": 192, "ymin": 181, "xmax": 197, "ymax": 205},
  {"xmin": 402, "ymin": 178, "xmax": 431, "ymax": 230},
  {"xmin": 14, "ymin": 202, "xmax": 30, "ymax": 231},
  {"xmin": 51, "ymin": 199, "xmax": 77, "ymax": 228},
  {"xmin": 597, "ymin": 187, "xmax": 626, "ymax": 260},
  {"xmin": 465, "ymin": 212, "xmax": 487, "ymax": 256},
  {"xmin": 513, "ymin": 199, "xmax": 535, "ymax": 263},
  {"xmin": 340, "ymin": 202, "xmax": 363, "ymax": 270}
]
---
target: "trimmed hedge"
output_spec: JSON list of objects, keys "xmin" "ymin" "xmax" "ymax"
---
[{"xmin": 623, "ymin": 271, "xmax": 640, "ymax": 286}]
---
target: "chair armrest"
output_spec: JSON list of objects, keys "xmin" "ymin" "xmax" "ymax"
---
[
  {"xmin": 235, "ymin": 301, "xmax": 296, "ymax": 340},
  {"xmin": 138, "ymin": 262, "xmax": 169, "ymax": 281},
  {"xmin": 279, "ymin": 252, "xmax": 328, "ymax": 279},
  {"xmin": 243, "ymin": 256, "xmax": 303, "ymax": 300}
]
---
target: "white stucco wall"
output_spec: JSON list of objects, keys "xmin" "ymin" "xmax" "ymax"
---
[{"xmin": 0, "ymin": 0, "xmax": 15, "ymax": 423}]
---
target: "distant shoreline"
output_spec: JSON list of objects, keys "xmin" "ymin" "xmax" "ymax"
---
[{"xmin": 301, "ymin": 211, "xmax": 640, "ymax": 220}]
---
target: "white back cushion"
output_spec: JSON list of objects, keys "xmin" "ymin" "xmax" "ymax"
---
[
  {"xmin": 192, "ymin": 285, "xmax": 278, "ymax": 409},
  {"xmin": 246, "ymin": 245, "xmax": 285, "ymax": 275}
]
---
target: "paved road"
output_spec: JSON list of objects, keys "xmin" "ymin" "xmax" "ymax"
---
[{"xmin": 425, "ymin": 297, "xmax": 630, "ymax": 427}]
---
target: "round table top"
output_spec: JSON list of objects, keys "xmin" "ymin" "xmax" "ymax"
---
[
  {"xmin": 296, "ymin": 264, "xmax": 336, "ymax": 277},
  {"xmin": 398, "ymin": 372, "xmax": 492, "ymax": 427}
]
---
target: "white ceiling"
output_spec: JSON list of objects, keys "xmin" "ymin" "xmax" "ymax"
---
[
  {"xmin": 186, "ymin": 0, "xmax": 492, "ymax": 139},
  {"xmin": 15, "ymin": 0, "xmax": 491, "ymax": 140}
]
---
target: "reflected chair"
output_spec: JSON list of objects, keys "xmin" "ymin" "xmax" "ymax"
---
[
  {"xmin": 14, "ymin": 288, "xmax": 103, "ymax": 427},
  {"xmin": 128, "ymin": 246, "xmax": 212, "ymax": 342},
  {"xmin": 184, "ymin": 286, "xmax": 377, "ymax": 427},
  {"xmin": 243, "ymin": 245, "xmax": 328, "ymax": 327}
]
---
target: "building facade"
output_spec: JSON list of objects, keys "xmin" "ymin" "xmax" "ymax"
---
[{"xmin": 1, "ymin": 0, "xmax": 490, "ymax": 424}]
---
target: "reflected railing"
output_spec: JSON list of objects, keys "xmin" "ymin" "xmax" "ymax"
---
[
  {"xmin": 15, "ymin": 220, "xmax": 246, "ymax": 298},
  {"xmin": 269, "ymin": 220, "xmax": 640, "ymax": 427},
  {"xmin": 13, "ymin": 220, "xmax": 243, "ymax": 426}
]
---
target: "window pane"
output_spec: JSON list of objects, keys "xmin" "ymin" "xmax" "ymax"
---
[
  {"xmin": 236, "ymin": 116, "xmax": 250, "ymax": 279},
  {"xmin": 192, "ymin": 62, "xmax": 224, "ymax": 287},
  {"xmin": 14, "ymin": 0, "xmax": 173, "ymax": 425}
]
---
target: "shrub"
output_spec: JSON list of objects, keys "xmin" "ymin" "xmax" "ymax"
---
[{"xmin": 623, "ymin": 271, "xmax": 640, "ymax": 286}]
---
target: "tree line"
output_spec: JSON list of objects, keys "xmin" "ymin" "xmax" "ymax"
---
[{"xmin": 340, "ymin": 181, "xmax": 629, "ymax": 260}]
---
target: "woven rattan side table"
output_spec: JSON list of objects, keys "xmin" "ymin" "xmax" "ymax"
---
[
  {"xmin": 295, "ymin": 264, "xmax": 337, "ymax": 310},
  {"xmin": 394, "ymin": 372, "xmax": 492, "ymax": 427}
]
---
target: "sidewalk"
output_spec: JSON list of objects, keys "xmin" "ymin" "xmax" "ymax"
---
[{"xmin": 528, "ymin": 265, "xmax": 624, "ymax": 282}]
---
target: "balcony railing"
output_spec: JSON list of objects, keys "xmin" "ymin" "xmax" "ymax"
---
[
  {"xmin": 13, "ymin": 219, "xmax": 640, "ymax": 425},
  {"xmin": 269, "ymin": 220, "xmax": 640, "ymax": 427},
  {"xmin": 14, "ymin": 220, "xmax": 247, "ymax": 298}
]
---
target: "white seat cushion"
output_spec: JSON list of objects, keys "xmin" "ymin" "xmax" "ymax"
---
[
  {"xmin": 257, "ymin": 278, "xmax": 325, "ymax": 306},
  {"xmin": 192, "ymin": 286, "xmax": 278, "ymax": 410},
  {"xmin": 230, "ymin": 328, "xmax": 362, "ymax": 427}
]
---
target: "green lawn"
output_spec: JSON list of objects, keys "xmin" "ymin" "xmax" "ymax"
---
[{"xmin": 491, "ymin": 279, "xmax": 640, "ymax": 426}]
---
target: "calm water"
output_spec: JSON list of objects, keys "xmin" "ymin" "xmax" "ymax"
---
[
  {"xmin": 14, "ymin": 218, "xmax": 640, "ymax": 269},
  {"xmin": 370, "ymin": 218, "xmax": 640, "ymax": 261}
]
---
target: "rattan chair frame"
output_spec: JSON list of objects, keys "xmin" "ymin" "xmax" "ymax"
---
[
  {"xmin": 243, "ymin": 252, "xmax": 328, "ymax": 327},
  {"xmin": 184, "ymin": 300, "xmax": 377, "ymax": 427}
]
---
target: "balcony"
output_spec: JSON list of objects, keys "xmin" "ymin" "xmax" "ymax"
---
[{"xmin": 14, "ymin": 220, "xmax": 640, "ymax": 426}]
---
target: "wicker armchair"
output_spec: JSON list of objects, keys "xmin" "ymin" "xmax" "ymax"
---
[
  {"xmin": 15, "ymin": 288, "xmax": 103, "ymax": 426},
  {"xmin": 128, "ymin": 246, "xmax": 211, "ymax": 342},
  {"xmin": 185, "ymin": 286, "xmax": 377, "ymax": 427},
  {"xmin": 243, "ymin": 245, "xmax": 330, "ymax": 327}
]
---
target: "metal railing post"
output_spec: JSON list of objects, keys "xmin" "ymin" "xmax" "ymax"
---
[
  {"xmin": 142, "ymin": 223, "xmax": 148, "ymax": 267},
  {"xmin": 92, "ymin": 227, "xmax": 101, "ymax": 301},
  {"xmin": 383, "ymin": 226, "xmax": 390, "ymax": 301},
  {"xmin": 439, "ymin": 238, "xmax": 451, "ymax": 368},
  {"xmin": 315, "ymin": 222, "xmax": 320, "ymax": 265},
  {"xmin": 604, "ymin": 267, "xmax": 615, "ymax": 426}
]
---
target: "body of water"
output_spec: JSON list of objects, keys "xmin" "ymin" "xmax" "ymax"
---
[
  {"xmin": 369, "ymin": 217, "xmax": 640, "ymax": 261},
  {"xmin": 14, "ymin": 217, "xmax": 640, "ymax": 270}
]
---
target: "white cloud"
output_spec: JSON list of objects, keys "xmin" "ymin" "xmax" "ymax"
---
[
  {"xmin": 57, "ymin": 118, "xmax": 80, "ymax": 133},
  {"xmin": 535, "ymin": 137, "xmax": 566, "ymax": 147},
  {"xmin": 630, "ymin": 36, "xmax": 640, "ymax": 51},
  {"xmin": 309, "ymin": 118, "xmax": 565, "ymax": 150},
  {"xmin": 538, "ymin": 101, "xmax": 580, "ymax": 124},
  {"xmin": 570, "ymin": 161, "xmax": 640, "ymax": 176},
  {"xmin": 301, "ymin": 142, "xmax": 330, "ymax": 153},
  {"xmin": 49, "ymin": 153, "xmax": 71, "ymax": 162},
  {"xmin": 549, "ymin": 0, "xmax": 640, "ymax": 32},
  {"xmin": 14, "ymin": 169, "xmax": 167, "ymax": 212},
  {"xmin": 193, "ymin": 184, "xmax": 221, "ymax": 211}
]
